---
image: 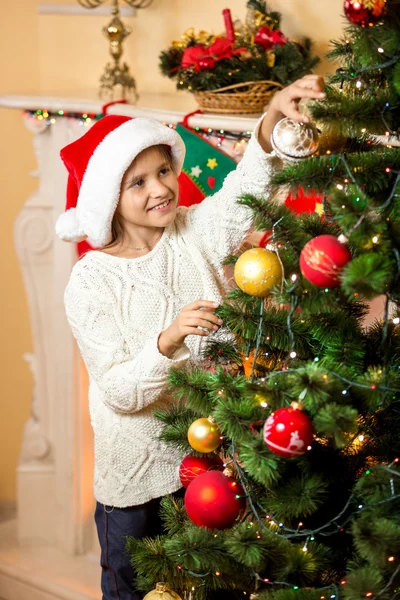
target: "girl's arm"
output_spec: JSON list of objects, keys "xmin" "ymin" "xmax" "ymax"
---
[
  {"xmin": 183, "ymin": 75, "xmax": 325, "ymax": 260},
  {"xmin": 65, "ymin": 270, "xmax": 191, "ymax": 414}
]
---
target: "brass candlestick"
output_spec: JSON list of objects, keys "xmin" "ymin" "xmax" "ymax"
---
[{"xmin": 78, "ymin": 0, "xmax": 153, "ymax": 102}]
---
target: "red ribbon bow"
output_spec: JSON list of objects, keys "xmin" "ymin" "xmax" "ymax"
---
[
  {"xmin": 181, "ymin": 38, "xmax": 247, "ymax": 71},
  {"xmin": 254, "ymin": 26, "xmax": 287, "ymax": 50}
]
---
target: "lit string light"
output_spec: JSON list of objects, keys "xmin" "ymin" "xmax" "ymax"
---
[
  {"xmin": 25, "ymin": 109, "xmax": 252, "ymax": 147},
  {"xmin": 230, "ymin": 437, "xmax": 400, "ymax": 539}
]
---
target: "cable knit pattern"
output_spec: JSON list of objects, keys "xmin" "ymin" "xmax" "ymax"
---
[{"xmin": 64, "ymin": 117, "xmax": 281, "ymax": 507}]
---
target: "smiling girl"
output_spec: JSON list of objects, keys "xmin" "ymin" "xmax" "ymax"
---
[{"xmin": 56, "ymin": 75, "xmax": 325, "ymax": 600}]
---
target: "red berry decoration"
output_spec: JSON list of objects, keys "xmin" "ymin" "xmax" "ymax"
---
[
  {"xmin": 179, "ymin": 454, "xmax": 224, "ymax": 489},
  {"xmin": 184, "ymin": 471, "xmax": 246, "ymax": 530},
  {"xmin": 198, "ymin": 57, "xmax": 216, "ymax": 70},
  {"xmin": 300, "ymin": 234, "xmax": 351, "ymax": 288},
  {"xmin": 263, "ymin": 405, "xmax": 313, "ymax": 458},
  {"xmin": 343, "ymin": 1, "xmax": 385, "ymax": 26}
]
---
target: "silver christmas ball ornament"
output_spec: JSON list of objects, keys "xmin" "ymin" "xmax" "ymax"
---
[{"xmin": 271, "ymin": 118, "xmax": 319, "ymax": 161}]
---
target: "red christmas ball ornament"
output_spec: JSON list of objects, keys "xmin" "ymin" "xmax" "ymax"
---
[
  {"xmin": 179, "ymin": 454, "xmax": 224, "ymax": 489},
  {"xmin": 198, "ymin": 57, "xmax": 216, "ymax": 70},
  {"xmin": 184, "ymin": 471, "xmax": 246, "ymax": 530},
  {"xmin": 263, "ymin": 405, "xmax": 313, "ymax": 458},
  {"xmin": 299, "ymin": 234, "xmax": 351, "ymax": 288},
  {"xmin": 343, "ymin": 1, "xmax": 385, "ymax": 26}
]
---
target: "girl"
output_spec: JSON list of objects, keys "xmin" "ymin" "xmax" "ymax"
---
[{"xmin": 56, "ymin": 75, "xmax": 325, "ymax": 600}]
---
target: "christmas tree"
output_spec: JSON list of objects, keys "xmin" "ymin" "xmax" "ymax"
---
[{"xmin": 128, "ymin": 2, "xmax": 400, "ymax": 599}]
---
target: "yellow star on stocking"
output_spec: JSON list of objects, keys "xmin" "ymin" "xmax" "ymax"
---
[{"xmin": 207, "ymin": 158, "xmax": 218, "ymax": 170}]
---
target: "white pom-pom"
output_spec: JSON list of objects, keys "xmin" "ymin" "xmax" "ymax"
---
[{"xmin": 55, "ymin": 208, "xmax": 86, "ymax": 242}]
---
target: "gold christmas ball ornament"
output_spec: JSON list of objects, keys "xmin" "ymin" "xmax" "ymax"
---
[
  {"xmin": 187, "ymin": 416, "xmax": 222, "ymax": 453},
  {"xmin": 143, "ymin": 584, "xmax": 182, "ymax": 600},
  {"xmin": 271, "ymin": 118, "xmax": 319, "ymax": 161},
  {"xmin": 234, "ymin": 248, "xmax": 283, "ymax": 297}
]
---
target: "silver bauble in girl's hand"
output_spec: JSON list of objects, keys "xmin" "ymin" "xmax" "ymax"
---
[{"xmin": 271, "ymin": 117, "xmax": 319, "ymax": 161}]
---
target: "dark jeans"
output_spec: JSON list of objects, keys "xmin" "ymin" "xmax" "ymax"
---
[
  {"xmin": 95, "ymin": 492, "xmax": 243, "ymax": 600},
  {"xmin": 95, "ymin": 496, "xmax": 166, "ymax": 600}
]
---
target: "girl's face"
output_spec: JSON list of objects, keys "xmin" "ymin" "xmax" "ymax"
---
[{"xmin": 117, "ymin": 145, "xmax": 179, "ymax": 230}]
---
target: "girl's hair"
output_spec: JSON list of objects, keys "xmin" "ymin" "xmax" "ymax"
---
[{"xmin": 103, "ymin": 144, "xmax": 174, "ymax": 251}]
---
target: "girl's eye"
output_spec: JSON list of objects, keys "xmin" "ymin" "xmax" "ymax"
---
[
  {"xmin": 160, "ymin": 167, "xmax": 170, "ymax": 176},
  {"xmin": 131, "ymin": 179, "xmax": 144, "ymax": 188}
]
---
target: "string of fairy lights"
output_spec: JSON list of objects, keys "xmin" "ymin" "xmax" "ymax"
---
[
  {"xmin": 24, "ymin": 109, "xmax": 252, "ymax": 155},
  {"xmin": 336, "ymin": 38, "xmax": 400, "ymax": 137},
  {"xmin": 245, "ymin": 149, "xmax": 400, "ymax": 383},
  {"xmin": 174, "ymin": 454, "xmax": 400, "ymax": 598}
]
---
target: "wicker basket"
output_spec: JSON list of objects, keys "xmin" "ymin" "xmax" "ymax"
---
[{"xmin": 193, "ymin": 80, "xmax": 283, "ymax": 115}]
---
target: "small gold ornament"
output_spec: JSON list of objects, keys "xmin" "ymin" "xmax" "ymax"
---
[
  {"xmin": 188, "ymin": 417, "xmax": 222, "ymax": 453},
  {"xmin": 271, "ymin": 118, "xmax": 319, "ymax": 161},
  {"xmin": 266, "ymin": 50, "xmax": 276, "ymax": 67},
  {"xmin": 143, "ymin": 583, "xmax": 182, "ymax": 600},
  {"xmin": 234, "ymin": 248, "xmax": 282, "ymax": 297}
]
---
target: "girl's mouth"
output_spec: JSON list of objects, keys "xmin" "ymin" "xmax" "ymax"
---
[{"xmin": 149, "ymin": 199, "xmax": 172, "ymax": 212}]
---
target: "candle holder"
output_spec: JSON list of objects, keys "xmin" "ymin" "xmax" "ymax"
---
[{"xmin": 78, "ymin": 0, "xmax": 153, "ymax": 102}]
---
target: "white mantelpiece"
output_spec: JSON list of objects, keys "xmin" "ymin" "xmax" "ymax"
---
[{"xmin": 0, "ymin": 93, "xmax": 259, "ymax": 600}]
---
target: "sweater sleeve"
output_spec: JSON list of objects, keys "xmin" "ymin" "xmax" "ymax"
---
[
  {"xmin": 64, "ymin": 267, "xmax": 190, "ymax": 414},
  {"xmin": 183, "ymin": 114, "xmax": 282, "ymax": 260}
]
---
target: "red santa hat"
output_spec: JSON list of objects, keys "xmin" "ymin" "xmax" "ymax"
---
[{"xmin": 55, "ymin": 115, "xmax": 186, "ymax": 248}]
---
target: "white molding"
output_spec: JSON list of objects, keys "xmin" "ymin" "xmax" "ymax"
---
[
  {"xmin": 38, "ymin": 4, "xmax": 135, "ymax": 16},
  {"xmin": 0, "ymin": 94, "xmax": 259, "ymax": 133}
]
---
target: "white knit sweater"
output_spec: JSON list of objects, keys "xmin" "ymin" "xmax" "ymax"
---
[{"xmin": 64, "ymin": 122, "xmax": 281, "ymax": 507}]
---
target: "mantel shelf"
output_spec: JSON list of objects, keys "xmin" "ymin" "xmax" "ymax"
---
[{"xmin": 0, "ymin": 93, "xmax": 260, "ymax": 132}]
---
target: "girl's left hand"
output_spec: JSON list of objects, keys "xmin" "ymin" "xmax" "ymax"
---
[
  {"xmin": 269, "ymin": 74, "xmax": 326, "ymax": 124},
  {"xmin": 258, "ymin": 74, "xmax": 326, "ymax": 153}
]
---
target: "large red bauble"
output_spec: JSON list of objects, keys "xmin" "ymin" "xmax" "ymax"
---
[
  {"xmin": 179, "ymin": 454, "xmax": 224, "ymax": 489},
  {"xmin": 263, "ymin": 406, "xmax": 313, "ymax": 458},
  {"xmin": 343, "ymin": 1, "xmax": 385, "ymax": 26},
  {"xmin": 184, "ymin": 471, "xmax": 246, "ymax": 530},
  {"xmin": 299, "ymin": 234, "xmax": 351, "ymax": 288}
]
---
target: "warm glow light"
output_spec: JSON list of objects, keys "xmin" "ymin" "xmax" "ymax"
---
[
  {"xmin": 358, "ymin": 435, "xmax": 364, "ymax": 442},
  {"xmin": 388, "ymin": 556, "xmax": 395, "ymax": 562}
]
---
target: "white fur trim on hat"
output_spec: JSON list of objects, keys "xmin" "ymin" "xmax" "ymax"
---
[
  {"xmin": 55, "ymin": 208, "xmax": 87, "ymax": 243},
  {"xmin": 76, "ymin": 117, "xmax": 186, "ymax": 248}
]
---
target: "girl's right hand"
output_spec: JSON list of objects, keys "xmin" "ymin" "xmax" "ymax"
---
[{"xmin": 158, "ymin": 300, "xmax": 222, "ymax": 358}]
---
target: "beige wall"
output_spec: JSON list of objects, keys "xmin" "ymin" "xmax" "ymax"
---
[
  {"xmin": 0, "ymin": 0, "xmax": 345, "ymax": 503},
  {"xmin": 0, "ymin": 0, "xmax": 39, "ymax": 503}
]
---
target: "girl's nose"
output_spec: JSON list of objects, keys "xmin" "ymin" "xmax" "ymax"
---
[{"xmin": 150, "ymin": 177, "xmax": 169, "ymax": 197}]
